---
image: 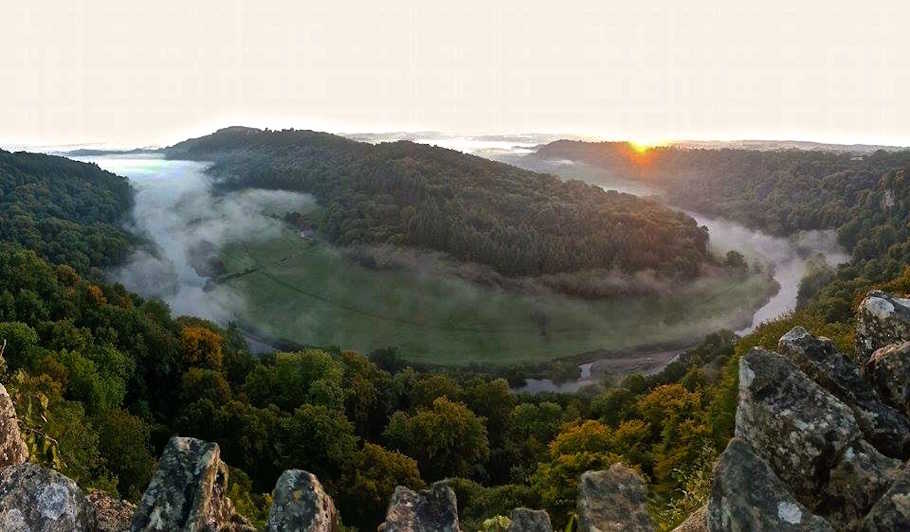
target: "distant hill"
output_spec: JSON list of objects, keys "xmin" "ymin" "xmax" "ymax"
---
[
  {"xmin": 0, "ymin": 149, "xmax": 134, "ymax": 272},
  {"xmin": 165, "ymin": 127, "xmax": 712, "ymax": 278}
]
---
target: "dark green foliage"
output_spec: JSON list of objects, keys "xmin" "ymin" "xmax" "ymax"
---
[
  {"xmin": 165, "ymin": 128, "xmax": 711, "ymax": 278},
  {"xmin": 0, "ymin": 150, "xmax": 133, "ymax": 272}
]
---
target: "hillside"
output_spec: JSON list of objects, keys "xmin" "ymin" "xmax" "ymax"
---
[
  {"xmin": 0, "ymin": 150, "xmax": 134, "ymax": 272},
  {"xmin": 165, "ymin": 128, "xmax": 711, "ymax": 278}
]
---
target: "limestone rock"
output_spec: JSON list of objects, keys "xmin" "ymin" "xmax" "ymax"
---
[
  {"xmin": 735, "ymin": 348, "xmax": 860, "ymax": 504},
  {"xmin": 778, "ymin": 327, "xmax": 910, "ymax": 457},
  {"xmin": 671, "ymin": 505, "xmax": 706, "ymax": 532},
  {"xmin": 818, "ymin": 440, "xmax": 901, "ymax": 529},
  {"xmin": 267, "ymin": 469, "xmax": 338, "ymax": 532},
  {"xmin": 856, "ymin": 290, "xmax": 910, "ymax": 366},
  {"xmin": 859, "ymin": 460, "xmax": 910, "ymax": 531},
  {"xmin": 707, "ymin": 438, "xmax": 833, "ymax": 531},
  {"xmin": 130, "ymin": 436, "xmax": 253, "ymax": 532},
  {"xmin": 508, "ymin": 507, "xmax": 552, "ymax": 532},
  {"xmin": 0, "ymin": 382, "xmax": 28, "ymax": 468},
  {"xmin": 576, "ymin": 463, "xmax": 653, "ymax": 532},
  {"xmin": 379, "ymin": 482, "xmax": 460, "ymax": 532},
  {"xmin": 866, "ymin": 341, "xmax": 910, "ymax": 416},
  {"xmin": 88, "ymin": 490, "xmax": 136, "ymax": 532},
  {"xmin": 0, "ymin": 463, "xmax": 96, "ymax": 531}
]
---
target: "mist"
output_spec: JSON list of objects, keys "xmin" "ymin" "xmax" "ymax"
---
[
  {"xmin": 74, "ymin": 155, "xmax": 315, "ymax": 323},
  {"xmin": 687, "ymin": 212, "xmax": 850, "ymax": 332}
]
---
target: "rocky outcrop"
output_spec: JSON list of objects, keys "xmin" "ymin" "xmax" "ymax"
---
[
  {"xmin": 819, "ymin": 440, "xmax": 900, "ymax": 528},
  {"xmin": 267, "ymin": 469, "xmax": 338, "ymax": 532},
  {"xmin": 0, "ymin": 463, "xmax": 96, "ymax": 531},
  {"xmin": 707, "ymin": 304, "xmax": 910, "ymax": 531},
  {"xmin": 576, "ymin": 463, "xmax": 653, "ymax": 532},
  {"xmin": 379, "ymin": 482, "xmax": 461, "ymax": 532},
  {"xmin": 777, "ymin": 327, "xmax": 910, "ymax": 457},
  {"xmin": 866, "ymin": 340, "xmax": 910, "ymax": 416},
  {"xmin": 856, "ymin": 290, "xmax": 910, "ymax": 365},
  {"xmin": 707, "ymin": 438, "xmax": 833, "ymax": 531},
  {"xmin": 130, "ymin": 436, "xmax": 253, "ymax": 532},
  {"xmin": 0, "ymin": 382, "xmax": 28, "ymax": 468},
  {"xmin": 671, "ymin": 504, "xmax": 706, "ymax": 532},
  {"xmin": 735, "ymin": 348, "xmax": 861, "ymax": 504},
  {"xmin": 860, "ymin": 461, "xmax": 910, "ymax": 531},
  {"xmin": 507, "ymin": 507, "xmax": 552, "ymax": 532},
  {"xmin": 88, "ymin": 490, "xmax": 136, "ymax": 532}
]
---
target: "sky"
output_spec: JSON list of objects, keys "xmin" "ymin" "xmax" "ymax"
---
[{"xmin": 2, "ymin": 0, "xmax": 909, "ymax": 148}]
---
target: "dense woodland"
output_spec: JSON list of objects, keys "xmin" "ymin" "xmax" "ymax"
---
[
  {"xmin": 538, "ymin": 141, "xmax": 910, "ymax": 297},
  {"xmin": 1, "ymin": 143, "xmax": 910, "ymax": 530},
  {"xmin": 165, "ymin": 127, "xmax": 711, "ymax": 278},
  {"xmin": 0, "ymin": 150, "xmax": 134, "ymax": 273}
]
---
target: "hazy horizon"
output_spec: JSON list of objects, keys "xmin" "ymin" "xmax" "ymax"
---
[{"xmin": 4, "ymin": 1, "xmax": 910, "ymax": 148}]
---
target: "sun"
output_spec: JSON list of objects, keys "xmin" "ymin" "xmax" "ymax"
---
[{"xmin": 627, "ymin": 140, "xmax": 669, "ymax": 154}]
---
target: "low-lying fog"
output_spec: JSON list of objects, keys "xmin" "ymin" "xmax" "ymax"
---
[{"xmin": 74, "ymin": 155, "xmax": 315, "ymax": 322}]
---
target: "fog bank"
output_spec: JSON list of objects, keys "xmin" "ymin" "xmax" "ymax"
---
[{"xmin": 74, "ymin": 155, "xmax": 315, "ymax": 322}]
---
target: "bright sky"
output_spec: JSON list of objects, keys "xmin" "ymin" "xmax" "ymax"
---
[{"xmin": 2, "ymin": 0, "xmax": 909, "ymax": 147}]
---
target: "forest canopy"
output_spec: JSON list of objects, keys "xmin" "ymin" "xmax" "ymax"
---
[
  {"xmin": 0, "ymin": 149, "xmax": 134, "ymax": 273},
  {"xmin": 165, "ymin": 127, "xmax": 711, "ymax": 278}
]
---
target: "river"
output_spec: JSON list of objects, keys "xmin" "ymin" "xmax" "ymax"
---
[{"xmin": 73, "ymin": 139, "xmax": 849, "ymax": 393}]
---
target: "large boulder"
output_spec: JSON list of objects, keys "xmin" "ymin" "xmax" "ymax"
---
[
  {"xmin": 379, "ymin": 482, "xmax": 461, "ymax": 532},
  {"xmin": 866, "ymin": 341, "xmax": 910, "ymax": 417},
  {"xmin": 735, "ymin": 348, "xmax": 861, "ymax": 504},
  {"xmin": 576, "ymin": 463, "xmax": 653, "ymax": 532},
  {"xmin": 856, "ymin": 290, "xmax": 910, "ymax": 366},
  {"xmin": 818, "ymin": 440, "xmax": 901, "ymax": 529},
  {"xmin": 0, "ymin": 383, "xmax": 28, "ymax": 468},
  {"xmin": 707, "ymin": 438, "xmax": 833, "ymax": 531},
  {"xmin": 131, "ymin": 436, "xmax": 253, "ymax": 532},
  {"xmin": 267, "ymin": 469, "xmax": 338, "ymax": 532},
  {"xmin": 671, "ymin": 505, "xmax": 706, "ymax": 532},
  {"xmin": 778, "ymin": 327, "xmax": 910, "ymax": 457},
  {"xmin": 88, "ymin": 490, "xmax": 135, "ymax": 532},
  {"xmin": 508, "ymin": 507, "xmax": 552, "ymax": 532},
  {"xmin": 859, "ymin": 460, "xmax": 910, "ymax": 531},
  {"xmin": 0, "ymin": 463, "xmax": 96, "ymax": 531}
]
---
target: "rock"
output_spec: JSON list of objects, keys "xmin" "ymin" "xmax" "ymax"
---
[
  {"xmin": 859, "ymin": 460, "xmax": 910, "ymax": 531},
  {"xmin": 267, "ymin": 469, "xmax": 338, "ymax": 532},
  {"xmin": 735, "ymin": 348, "xmax": 861, "ymax": 504},
  {"xmin": 379, "ymin": 482, "xmax": 461, "ymax": 532},
  {"xmin": 0, "ymin": 383, "xmax": 28, "ymax": 468},
  {"xmin": 866, "ymin": 341, "xmax": 910, "ymax": 416},
  {"xmin": 131, "ymin": 436, "xmax": 253, "ymax": 532},
  {"xmin": 0, "ymin": 463, "xmax": 96, "ymax": 531},
  {"xmin": 576, "ymin": 463, "xmax": 653, "ymax": 532},
  {"xmin": 671, "ymin": 504, "xmax": 706, "ymax": 532},
  {"xmin": 87, "ymin": 490, "xmax": 135, "ymax": 532},
  {"xmin": 707, "ymin": 438, "xmax": 833, "ymax": 531},
  {"xmin": 856, "ymin": 290, "xmax": 910, "ymax": 366},
  {"xmin": 508, "ymin": 507, "xmax": 552, "ymax": 532},
  {"xmin": 778, "ymin": 327, "xmax": 910, "ymax": 457},
  {"xmin": 817, "ymin": 440, "xmax": 901, "ymax": 529}
]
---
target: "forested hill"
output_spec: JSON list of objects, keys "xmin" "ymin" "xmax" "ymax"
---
[
  {"xmin": 0, "ymin": 149, "xmax": 133, "ymax": 272},
  {"xmin": 536, "ymin": 140, "xmax": 910, "ymax": 237},
  {"xmin": 165, "ymin": 127, "xmax": 711, "ymax": 278}
]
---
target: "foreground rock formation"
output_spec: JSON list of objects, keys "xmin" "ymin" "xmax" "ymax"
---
[
  {"xmin": 576, "ymin": 463, "xmax": 654, "ymax": 532},
  {"xmin": 131, "ymin": 436, "xmax": 254, "ymax": 532},
  {"xmin": 379, "ymin": 482, "xmax": 461, "ymax": 532},
  {"xmin": 707, "ymin": 290, "xmax": 910, "ymax": 531},
  {"xmin": 508, "ymin": 507, "xmax": 553, "ymax": 532},
  {"xmin": 0, "ymin": 463, "xmax": 96, "ymax": 531},
  {"xmin": 267, "ymin": 469, "xmax": 338, "ymax": 532},
  {"xmin": 0, "ymin": 383, "xmax": 28, "ymax": 468}
]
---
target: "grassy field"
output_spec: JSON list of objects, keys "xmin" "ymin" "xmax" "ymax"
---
[{"xmin": 219, "ymin": 230, "xmax": 776, "ymax": 366}]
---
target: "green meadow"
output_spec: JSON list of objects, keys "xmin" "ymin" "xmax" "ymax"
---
[{"xmin": 219, "ymin": 230, "xmax": 776, "ymax": 366}]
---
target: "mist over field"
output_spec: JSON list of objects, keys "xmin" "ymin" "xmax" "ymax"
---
[{"xmin": 76, "ymin": 155, "xmax": 315, "ymax": 321}]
